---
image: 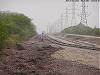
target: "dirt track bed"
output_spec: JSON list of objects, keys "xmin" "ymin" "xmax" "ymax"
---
[
  {"xmin": 52, "ymin": 46, "xmax": 100, "ymax": 69},
  {"xmin": 54, "ymin": 33, "xmax": 100, "ymax": 45},
  {"xmin": 0, "ymin": 38, "xmax": 100, "ymax": 75}
]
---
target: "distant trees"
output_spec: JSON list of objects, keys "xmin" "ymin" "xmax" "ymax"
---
[
  {"xmin": 92, "ymin": 27, "xmax": 100, "ymax": 36},
  {"xmin": 0, "ymin": 11, "xmax": 37, "ymax": 49},
  {"xmin": 62, "ymin": 23, "xmax": 100, "ymax": 36}
]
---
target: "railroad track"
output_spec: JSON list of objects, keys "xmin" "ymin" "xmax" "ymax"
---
[{"xmin": 42, "ymin": 34, "xmax": 100, "ymax": 51}]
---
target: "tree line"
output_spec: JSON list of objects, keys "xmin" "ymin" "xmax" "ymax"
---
[{"xmin": 62, "ymin": 23, "xmax": 100, "ymax": 36}]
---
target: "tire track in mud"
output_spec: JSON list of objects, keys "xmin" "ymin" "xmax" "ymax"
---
[{"xmin": 43, "ymin": 34, "xmax": 100, "ymax": 51}]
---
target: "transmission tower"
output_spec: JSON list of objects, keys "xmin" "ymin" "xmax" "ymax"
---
[
  {"xmin": 80, "ymin": 1, "xmax": 88, "ymax": 25},
  {"xmin": 47, "ymin": 24, "xmax": 49, "ymax": 34},
  {"xmin": 48, "ymin": 24, "xmax": 51, "ymax": 34},
  {"xmin": 71, "ymin": 2, "xmax": 76, "ymax": 26},
  {"xmin": 65, "ymin": 7, "xmax": 69, "ymax": 27},
  {"xmin": 57, "ymin": 18, "xmax": 61, "ymax": 32},
  {"xmin": 60, "ymin": 14, "xmax": 64, "ymax": 31},
  {"xmin": 54, "ymin": 21, "xmax": 58, "ymax": 33}
]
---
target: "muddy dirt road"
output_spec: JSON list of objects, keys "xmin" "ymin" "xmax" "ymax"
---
[{"xmin": 0, "ymin": 35, "xmax": 100, "ymax": 75}]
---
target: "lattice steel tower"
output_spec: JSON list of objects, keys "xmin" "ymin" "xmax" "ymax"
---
[
  {"xmin": 80, "ymin": 1, "xmax": 88, "ymax": 25},
  {"xmin": 71, "ymin": 2, "xmax": 76, "ymax": 26},
  {"xmin": 65, "ymin": 7, "xmax": 69, "ymax": 27}
]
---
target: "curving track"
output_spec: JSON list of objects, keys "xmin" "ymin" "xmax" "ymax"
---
[{"xmin": 42, "ymin": 34, "xmax": 100, "ymax": 51}]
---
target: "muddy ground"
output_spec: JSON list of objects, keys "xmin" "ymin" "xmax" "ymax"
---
[
  {"xmin": 54, "ymin": 33, "xmax": 100, "ymax": 46},
  {"xmin": 0, "ymin": 36, "xmax": 100, "ymax": 75}
]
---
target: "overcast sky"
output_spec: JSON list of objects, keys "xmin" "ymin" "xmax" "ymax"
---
[{"xmin": 0, "ymin": 0, "xmax": 99, "ymax": 33}]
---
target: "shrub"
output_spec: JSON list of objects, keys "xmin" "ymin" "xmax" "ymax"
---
[{"xmin": 0, "ymin": 11, "xmax": 37, "ymax": 49}]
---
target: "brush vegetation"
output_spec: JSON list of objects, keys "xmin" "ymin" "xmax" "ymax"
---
[
  {"xmin": 62, "ymin": 23, "xmax": 100, "ymax": 36},
  {"xmin": 0, "ymin": 11, "xmax": 37, "ymax": 49}
]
